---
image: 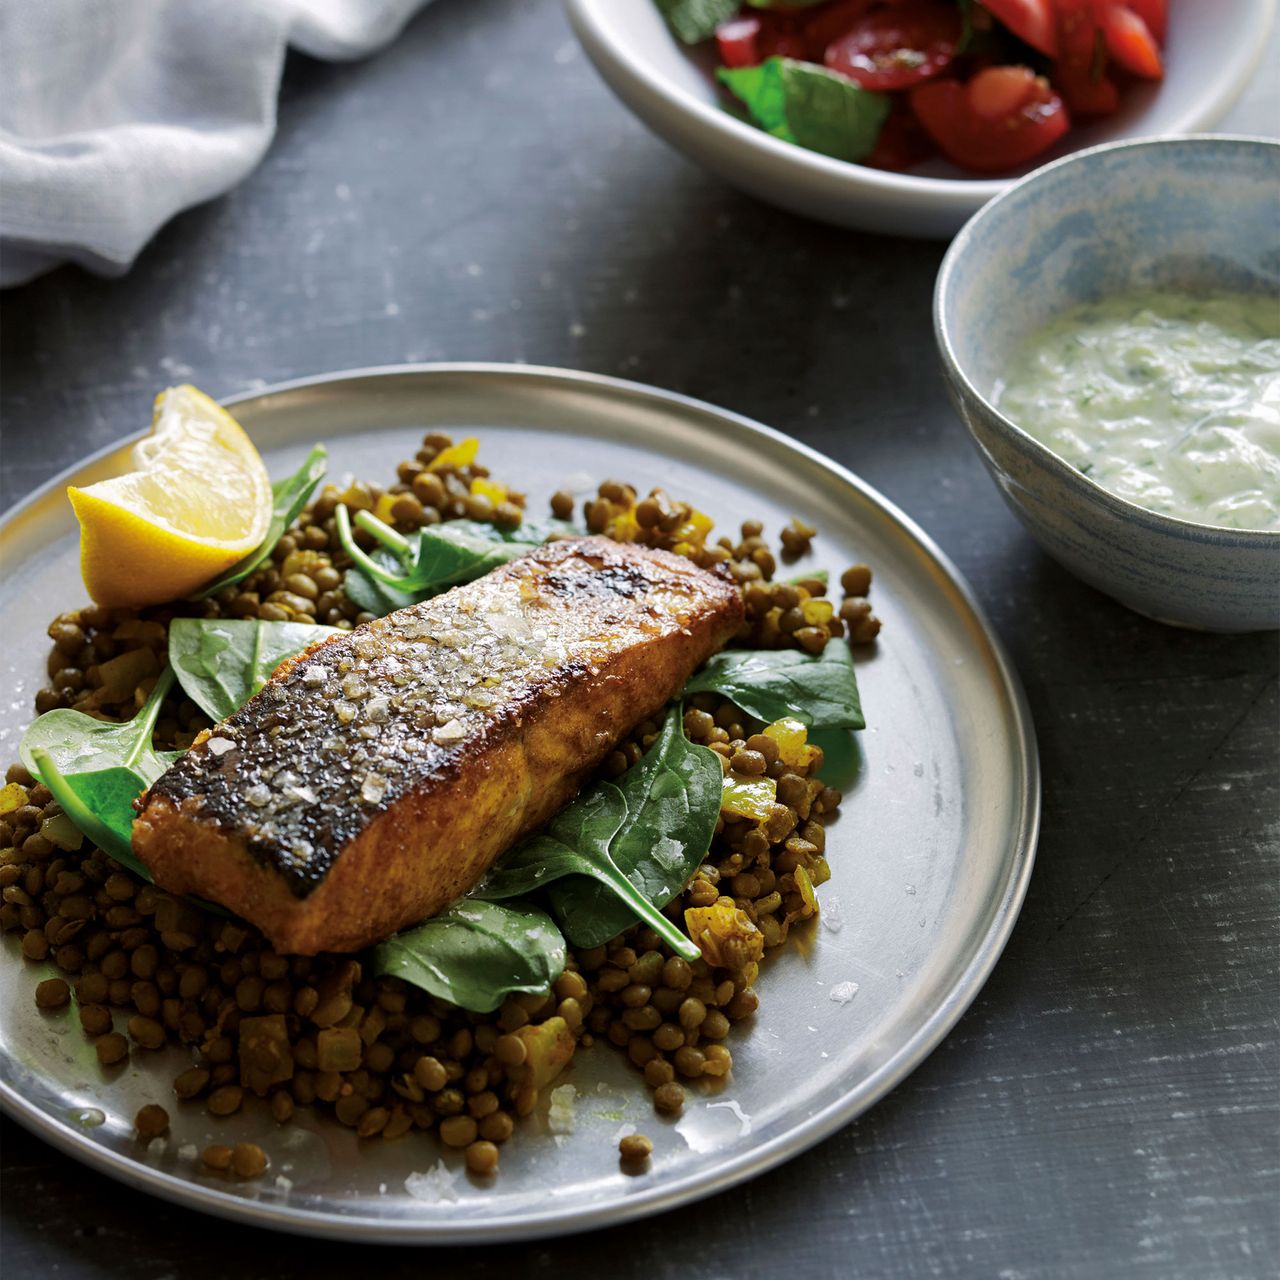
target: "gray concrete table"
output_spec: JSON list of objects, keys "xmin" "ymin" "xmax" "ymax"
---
[{"xmin": 1, "ymin": 3, "xmax": 1275, "ymax": 1276}]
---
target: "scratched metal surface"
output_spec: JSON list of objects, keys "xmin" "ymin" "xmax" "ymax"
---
[{"xmin": 0, "ymin": 0, "xmax": 1276, "ymax": 1276}]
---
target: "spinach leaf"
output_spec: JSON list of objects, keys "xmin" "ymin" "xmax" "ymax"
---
[
  {"xmin": 198, "ymin": 445, "xmax": 328, "ymax": 598},
  {"xmin": 656, "ymin": 0, "xmax": 739, "ymax": 44},
  {"xmin": 683, "ymin": 643, "xmax": 865, "ymax": 729},
  {"xmin": 20, "ymin": 666, "xmax": 179, "ymax": 788},
  {"xmin": 372, "ymin": 899, "xmax": 565, "ymax": 1014},
  {"xmin": 718, "ymin": 57, "xmax": 890, "ymax": 162},
  {"xmin": 169, "ymin": 617, "xmax": 339, "ymax": 722},
  {"xmin": 475, "ymin": 706, "xmax": 719, "ymax": 960},
  {"xmin": 27, "ymin": 751, "xmax": 151, "ymax": 879},
  {"xmin": 20, "ymin": 669, "xmax": 181, "ymax": 881},
  {"xmin": 337, "ymin": 507, "xmax": 566, "ymax": 614},
  {"xmin": 548, "ymin": 707, "xmax": 724, "ymax": 949},
  {"xmin": 341, "ymin": 556, "xmax": 420, "ymax": 616}
]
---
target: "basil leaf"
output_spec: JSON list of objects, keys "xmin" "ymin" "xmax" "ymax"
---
[
  {"xmin": 372, "ymin": 899, "xmax": 565, "ymax": 1014},
  {"xmin": 548, "ymin": 706, "xmax": 723, "ymax": 949},
  {"xmin": 169, "ymin": 618, "xmax": 339, "ymax": 723},
  {"xmin": 719, "ymin": 57, "xmax": 890, "ymax": 162},
  {"xmin": 683, "ymin": 643, "xmax": 865, "ymax": 729},
  {"xmin": 20, "ymin": 667, "xmax": 179, "ymax": 788},
  {"xmin": 198, "ymin": 445, "xmax": 327, "ymax": 598},
  {"xmin": 656, "ymin": 0, "xmax": 739, "ymax": 44},
  {"xmin": 718, "ymin": 59, "xmax": 793, "ymax": 139},
  {"xmin": 476, "ymin": 705, "xmax": 718, "ymax": 960}
]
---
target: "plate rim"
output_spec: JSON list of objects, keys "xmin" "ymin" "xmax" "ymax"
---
[{"xmin": 0, "ymin": 362, "xmax": 1041, "ymax": 1243}]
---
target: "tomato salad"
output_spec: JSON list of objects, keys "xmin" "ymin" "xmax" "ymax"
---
[{"xmin": 656, "ymin": 0, "xmax": 1166, "ymax": 174}]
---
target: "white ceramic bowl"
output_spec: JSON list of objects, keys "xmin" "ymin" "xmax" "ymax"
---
[
  {"xmin": 934, "ymin": 135, "xmax": 1280, "ymax": 633},
  {"xmin": 564, "ymin": 0, "xmax": 1276, "ymax": 237}
]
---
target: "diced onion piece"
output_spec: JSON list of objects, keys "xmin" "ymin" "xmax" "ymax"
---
[
  {"xmin": 0, "ymin": 782, "xmax": 28, "ymax": 815},
  {"xmin": 674, "ymin": 509, "xmax": 714, "ymax": 544},
  {"xmin": 470, "ymin": 476, "xmax": 508, "ymax": 504},
  {"xmin": 763, "ymin": 718, "xmax": 819, "ymax": 769},
  {"xmin": 98, "ymin": 649, "xmax": 159, "ymax": 705},
  {"xmin": 800, "ymin": 598, "xmax": 833, "ymax": 626},
  {"xmin": 721, "ymin": 773, "xmax": 777, "ymax": 821},
  {"xmin": 795, "ymin": 864, "xmax": 817, "ymax": 914},
  {"xmin": 607, "ymin": 509, "xmax": 640, "ymax": 543},
  {"xmin": 428, "ymin": 437, "xmax": 480, "ymax": 471},
  {"xmin": 41, "ymin": 813, "xmax": 85, "ymax": 852},
  {"xmin": 684, "ymin": 901, "xmax": 765, "ymax": 969},
  {"xmin": 509, "ymin": 1016, "xmax": 575, "ymax": 1092},
  {"xmin": 374, "ymin": 492, "xmax": 399, "ymax": 525}
]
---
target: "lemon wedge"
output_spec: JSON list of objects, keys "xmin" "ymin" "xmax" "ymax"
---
[{"xmin": 68, "ymin": 385, "xmax": 272, "ymax": 608}]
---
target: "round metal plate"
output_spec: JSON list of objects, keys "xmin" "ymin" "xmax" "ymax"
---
[{"xmin": 0, "ymin": 364, "xmax": 1039, "ymax": 1242}]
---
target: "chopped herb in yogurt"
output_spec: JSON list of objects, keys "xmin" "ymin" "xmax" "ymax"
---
[{"xmin": 995, "ymin": 290, "xmax": 1280, "ymax": 531}]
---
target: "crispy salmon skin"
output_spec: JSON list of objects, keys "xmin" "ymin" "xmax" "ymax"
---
[{"xmin": 133, "ymin": 536, "xmax": 744, "ymax": 954}]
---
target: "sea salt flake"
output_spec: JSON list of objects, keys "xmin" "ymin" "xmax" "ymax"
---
[
  {"xmin": 821, "ymin": 895, "xmax": 844, "ymax": 933},
  {"xmin": 548, "ymin": 1084, "xmax": 576, "ymax": 1134},
  {"xmin": 405, "ymin": 1161, "xmax": 459, "ymax": 1203},
  {"xmin": 366, "ymin": 696, "xmax": 391, "ymax": 723},
  {"xmin": 829, "ymin": 981, "xmax": 859, "ymax": 1005},
  {"xmin": 433, "ymin": 719, "xmax": 464, "ymax": 744},
  {"xmin": 206, "ymin": 737, "xmax": 235, "ymax": 757},
  {"xmin": 302, "ymin": 665, "xmax": 327, "ymax": 687},
  {"xmin": 360, "ymin": 772, "xmax": 388, "ymax": 805},
  {"xmin": 245, "ymin": 784, "xmax": 270, "ymax": 808}
]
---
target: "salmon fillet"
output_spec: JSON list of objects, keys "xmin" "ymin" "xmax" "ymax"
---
[{"xmin": 133, "ymin": 536, "xmax": 744, "ymax": 954}]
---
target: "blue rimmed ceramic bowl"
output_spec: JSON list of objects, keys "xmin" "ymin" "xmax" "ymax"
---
[{"xmin": 935, "ymin": 135, "xmax": 1280, "ymax": 632}]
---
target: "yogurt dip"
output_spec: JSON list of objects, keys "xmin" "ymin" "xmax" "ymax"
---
[{"xmin": 995, "ymin": 290, "xmax": 1280, "ymax": 531}]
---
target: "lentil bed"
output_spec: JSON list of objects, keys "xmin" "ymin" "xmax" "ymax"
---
[{"xmin": 0, "ymin": 432, "xmax": 879, "ymax": 1181}]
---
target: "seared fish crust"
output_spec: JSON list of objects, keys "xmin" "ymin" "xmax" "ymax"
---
[{"xmin": 133, "ymin": 536, "xmax": 744, "ymax": 953}]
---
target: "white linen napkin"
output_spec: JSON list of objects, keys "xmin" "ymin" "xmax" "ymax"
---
[{"xmin": 0, "ymin": 0, "xmax": 433, "ymax": 287}]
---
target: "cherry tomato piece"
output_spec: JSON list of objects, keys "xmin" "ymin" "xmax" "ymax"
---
[
  {"xmin": 911, "ymin": 70, "xmax": 1070, "ymax": 172},
  {"xmin": 801, "ymin": 0, "xmax": 884, "ymax": 60},
  {"xmin": 1100, "ymin": 6, "xmax": 1164, "ymax": 78},
  {"xmin": 824, "ymin": 1, "xmax": 963, "ymax": 92},
  {"xmin": 979, "ymin": 0, "xmax": 1059, "ymax": 57},
  {"xmin": 1050, "ymin": 0, "xmax": 1119, "ymax": 116},
  {"xmin": 1053, "ymin": 62, "xmax": 1121, "ymax": 115},
  {"xmin": 864, "ymin": 99, "xmax": 937, "ymax": 169},
  {"xmin": 757, "ymin": 9, "xmax": 809, "ymax": 61},
  {"xmin": 967, "ymin": 64, "xmax": 1038, "ymax": 119},
  {"xmin": 715, "ymin": 17, "xmax": 763, "ymax": 69},
  {"xmin": 1123, "ymin": 0, "xmax": 1167, "ymax": 44}
]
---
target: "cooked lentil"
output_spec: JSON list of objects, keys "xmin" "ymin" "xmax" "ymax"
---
[
  {"xmin": 232, "ymin": 1142, "xmax": 269, "ymax": 1178},
  {"xmin": 201, "ymin": 1144, "xmax": 233, "ymax": 1172},
  {"xmin": 134, "ymin": 1103, "xmax": 169, "ymax": 1140},
  {"xmin": 619, "ymin": 1133, "xmax": 653, "ymax": 1166},
  {"xmin": 4, "ymin": 429, "xmax": 875, "ymax": 1171}
]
